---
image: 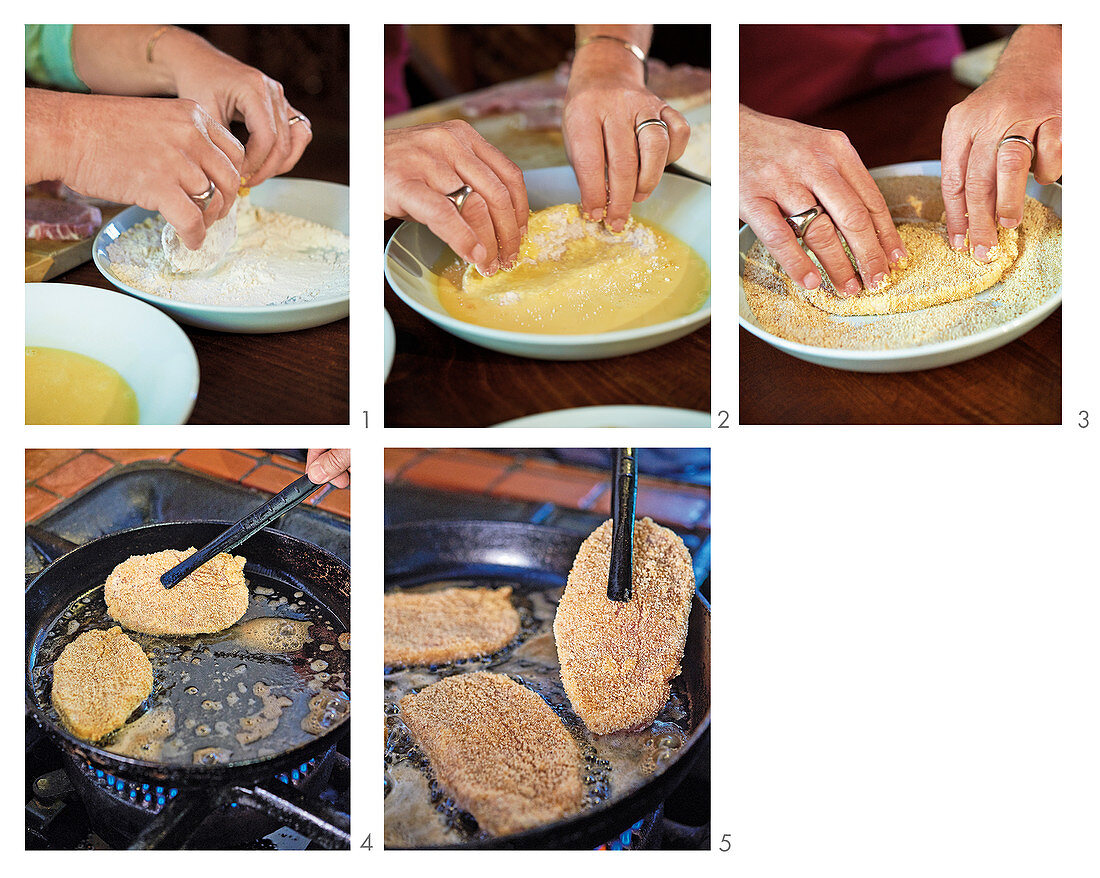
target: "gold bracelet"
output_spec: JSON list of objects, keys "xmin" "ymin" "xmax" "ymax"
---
[
  {"xmin": 575, "ymin": 34, "xmax": 647, "ymax": 64},
  {"xmin": 146, "ymin": 25, "xmax": 172, "ymax": 63}
]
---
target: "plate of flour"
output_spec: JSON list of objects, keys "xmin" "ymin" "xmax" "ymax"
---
[{"xmin": 93, "ymin": 177, "xmax": 349, "ymax": 334}]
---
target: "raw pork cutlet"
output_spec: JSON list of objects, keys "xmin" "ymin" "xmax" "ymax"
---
[
  {"xmin": 384, "ymin": 586, "xmax": 520, "ymax": 666},
  {"xmin": 51, "ymin": 626, "xmax": 154, "ymax": 741},
  {"xmin": 399, "ymin": 671, "xmax": 584, "ymax": 836},
  {"xmin": 25, "ymin": 196, "xmax": 102, "ymax": 240},
  {"xmin": 554, "ymin": 517, "xmax": 695, "ymax": 735},
  {"xmin": 104, "ymin": 549, "xmax": 249, "ymax": 636}
]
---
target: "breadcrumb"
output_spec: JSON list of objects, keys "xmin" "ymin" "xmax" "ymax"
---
[
  {"xmin": 384, "ymin": 586, "xmax": 520, "ymax": 666},
  {"xmin": 104, "ymin": 549, "xmax": 249, "ymax": 636},
  {"xmin": 51, "ymin": 626, "xmax": 153, "ymax": 741},
  {"xmin": 399, "ymin": 671, "xmax": 584, "ymax": 836},
  {"xmin": 554, "ymin": 517, "xmax": 695, "ymax": 735}
]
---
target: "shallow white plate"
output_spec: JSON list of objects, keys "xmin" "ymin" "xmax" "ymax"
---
[
  {"xmin": 26, "ymin": 282, "xmax": 199, "ymax": 424},
  {"xmin": 93, "ymin": 177, "xmax": 350, "ymax": 334},
  {"xmin": 672, "ymin": 104, "xmax": 711, "ymax": 183},
  {"xmin": 385, "ymin": 166, "xmax": 710, "ymax": 361},
  {"xmin": 492, "ymin": 405, "xmax": 711, "ymax": 428},
  {"xmin": 384, "ymin": 308, "xmax": 396, "ymax": 381},
  {"xmin": 738, "ymin": 160, "xmax": 1062, "ymax": 373}
]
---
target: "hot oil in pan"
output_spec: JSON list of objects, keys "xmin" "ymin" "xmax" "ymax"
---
[
  {"xmin": 32, "ymin": 571, "xmax": 350, "ymax": 766},
  {"xmin": 383, "ymin": 580, "xmax": 690, "ymax": 847}
]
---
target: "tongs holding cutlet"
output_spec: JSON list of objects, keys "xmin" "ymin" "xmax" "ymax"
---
[
  {"xmin": 608, "ymin": 447, "xmax": 638, "ymax": 602},
  {"xmin": 160, "ymin": 472, "xmax": 322, "ymax": 588}
]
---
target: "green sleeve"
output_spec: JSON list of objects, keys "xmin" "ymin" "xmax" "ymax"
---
[{"xmin": 25, "ymin": 25, "xmax": 89, "ymax": 92}]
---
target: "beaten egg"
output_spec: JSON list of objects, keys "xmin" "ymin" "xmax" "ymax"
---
[
  {"xmin": 25, "ymin": 347, "xmax": 139, "ymax": 424},
  {"xmin": 435, "ymin": 204, "xmax": 709, "ymax": 334}
]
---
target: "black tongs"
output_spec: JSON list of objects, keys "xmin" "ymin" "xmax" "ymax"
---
[
  {"xmin": 160, "ymin": 473, "xmax": 322, "ymax": 588},
  {"xmin": 608, "ymin": 447, "xmax": 638, "ymax": 602}
]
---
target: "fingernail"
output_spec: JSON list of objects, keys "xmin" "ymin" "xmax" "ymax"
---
[
  {"xmin": 471, "ymin": 243, "xmax": 487, "ymax": 264},
  {"xmin": 870, "ymin": 272, "xmax": 886, "ymax": 289},
  {"xmin": 802, "ymin": 271, "xmax": 821, "ymax": 291},
  {"xmin": 844, "ymin": 278, "xmax": 862, "ymax": 296},
  {"xmin": 972, "ymin": 244, "xmax": 991, "ymax": 264},
  {"xmin": 890, "ymin": 248, "xmax": 907, "ymax": 265},
  {"xmin": 610, "ymin": 219, "xmax": 626, "ymax": 233},
  {"xmin": 476, "ymin": 258, "xmax": 499, "ymax": 277},
  {"xmin": 589, "ymin": 208, "xmax": 603, "ymax": 222},
  {"xmin": 998, "ymin": 216, "xmax": 1019, "ymax": 229},
  {"xmin": 950, "ymin": 234, "xmax": 967, "ymax": 251}
]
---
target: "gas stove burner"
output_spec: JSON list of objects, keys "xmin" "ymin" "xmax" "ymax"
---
[{"xmin": 596, "ymin": 817, "xmax": 647, "ymax": 850}]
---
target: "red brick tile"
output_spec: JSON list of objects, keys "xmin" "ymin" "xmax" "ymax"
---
[
  {"xmin": 175, "ymin": 449, "xmax": 258, "ymax": 482},
  {"xmin": 491, "ymin": 460, "xmax": 605, "ymax": 508},
  {"xmin": 241, "ymin": 463, "xmax": 305, "ymax": 495},
  {"xmin": 25, "ymin": 449, "xmax": 80, "ymax": 482},
  {"xmin": 401, "ymin": 450, "xmax": 513, "ymax": 493},
  {"xmin": 35, "ymin": 452, "xmax": 114, "ymax": 498},
  {"xmin": 26, "ymin": 485, "xmax": 61, "ymax": 522},
  {"xmin": 384, "ymin": 448, "xmax": 423, "ymax": 481},
  {"xmin": 269, "ymin": 453, "xmax": 306, "ymax": 473},
  {"xmin": 97, "ymin": 449, "xmax": 180, "ymax": 465},
  {"xmin": 314, "ymin": 485, "xmax": 351, "ymax": 518}
]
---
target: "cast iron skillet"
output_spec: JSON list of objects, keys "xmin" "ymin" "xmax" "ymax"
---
[
  {"xmin": 26, "ymin": 522, "xmax": 351, "ymax": 847},
  {"xmin": 385, "ymin": 520, "xmax": 711, "ymax": 850}
]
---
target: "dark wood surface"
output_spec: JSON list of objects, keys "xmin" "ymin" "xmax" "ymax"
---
[
  {"xmin": 740, "ymin": 70, "xmax": 1062, "ymax": 425},
  {"xmin": 39, "ymin": 26, "xmax": 350, "ymax": 425},
  {"xmin": 384, "ymin": 215, "xmax": 711, "ymax": 428}
]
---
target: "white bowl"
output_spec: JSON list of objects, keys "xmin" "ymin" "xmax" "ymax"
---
[
  {"xmin": 385, "ymin": 166, "xmax": 711, "ymax": 361},
  {"xmin": 26, "ymin": 282, "xmax": 199, "ymax": 424},
  {"xmin": 491, "ymin": 405, "xmax": 711, "ymax": 428},
  {"xmin": 93, "ymin": 178, "xmax": 350, "ymax": 334},
  {"xmin": 738, "ymin": 160, "xmax": 1062, "ymax": 373},
  {"xmin": 384, "ymin": 308, "xmax": 396, "ymax": 381}
]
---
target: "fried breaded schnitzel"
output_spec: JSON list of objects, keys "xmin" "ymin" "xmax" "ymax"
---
[
  {"xmin": 554, "ymin": 517, "xmax": 695, "ymax": 734},
  {"xmin": 51, "ymin": 626, "xmax": 154, "ymax": 741},
  {"xmin": 399, "ymin": 671, "xmax": 584, "ymax": 836},
  {"xmin": 384, "ymin": 586, "xmax": 520, "ymax": 666},
  {"xmin": 104, "ymin": 549, "xmax": 249, "ymax": 636}
]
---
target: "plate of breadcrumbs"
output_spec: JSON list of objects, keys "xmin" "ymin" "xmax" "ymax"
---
[{"xmin": 739, "ymin": 160, "xmax": 1062, "ymax": 372}]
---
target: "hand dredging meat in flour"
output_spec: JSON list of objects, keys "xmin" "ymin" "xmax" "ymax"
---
[
  {"xmin": 105, "ymin": 190, "xmax": 350, "ymax": 307},
  {"xmin": 554, "ymin": 517, "xmax": 695, "ymax": 735}
]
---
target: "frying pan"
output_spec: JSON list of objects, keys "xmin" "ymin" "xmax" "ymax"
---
[
  {"xmin": 384, "ymin": 520, "xmax": 711, "ymax": 850},
  {"xmin": 26, "ymin": 522, "xmax": 351, "ymax": 847}
]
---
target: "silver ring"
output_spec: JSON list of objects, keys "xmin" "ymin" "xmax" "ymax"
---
[
  {"xmin": 635, "ymin": 118, "xmax": 669, "ymax": 138},
  {"xmin": 288, "ymin": 114, "xmax": 308, "ymax": 127},
  {"xmin": 446, "ymin": 185, "xmax": 473, "ymax": 213},
  {"xmin": 786, "ymin": 204, "xmax": 827, "ymax": 239},
  {"xmin": 998, "ymin": 134, "xmax": 1036, "ymax": 160},
  {"xmin": 189, "ymin": 181, "xmax": 216, "ymax": 211}
]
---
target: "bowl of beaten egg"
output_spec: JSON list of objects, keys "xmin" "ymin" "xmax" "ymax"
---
[
  {"xmin": 385, "ymin": 166, "xmax": 711, "ymax": 360},
  {"xmin": 26, "ymin": 283, "xmax": 199, "ymax": 424}
]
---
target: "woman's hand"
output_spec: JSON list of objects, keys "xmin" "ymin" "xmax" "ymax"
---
[
  {"xmin": 306, "ymin": 449, "xmax": 350, "ymax": 488},
  {"xmin": 739, "ymin": 105, "xmax": 905, "ymax": 295},
  {"xmin": 28, "ymin": 89, "xmax": 244, "ymax": 250},
  {"xmin": 162, "ymin": 32, "xmax": 312, "ymax": 186},
  {"xmin": 940, "ymin": 25, "xmax": 1061, "ymax": 262},
  {"xmin": 563, "ymin": 33, "xmax": 689, "ymax": 230},
  {"xmin": 384, "ymin": 121, "xmax": 529, "ymax": 276}
]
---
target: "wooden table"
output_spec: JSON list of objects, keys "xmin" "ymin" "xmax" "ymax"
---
[
  {"xmin": 384, "ymin": 78, "xmax": 711, "ymax": 427},
  {"xmin": 740, "ymin": 70, "xmax": 1061, "ymax": 425}
]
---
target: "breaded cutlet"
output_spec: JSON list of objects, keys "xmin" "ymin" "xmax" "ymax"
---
[
  {"xmin": 104, "ymin": 549, "xmax": 249, "ymax": 636},
  {"xmin": 399, "ymin": 671, "xmax": 584, "ymax": 836},
  {"xmin": 51, "ymin": 626, "xmax": 154, "ymax": 741},
  {"xmin": 554, "ymin": 517, "xmax": 695, "ymax": 735},
  {"xmin": 384, "ymin": 586, "xmax": 520, "ymax": 666}
]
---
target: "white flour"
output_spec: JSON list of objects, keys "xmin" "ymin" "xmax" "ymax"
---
[{"xmin": 105, "ymin": 200, "xmax": 349, "ymax": 307}]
